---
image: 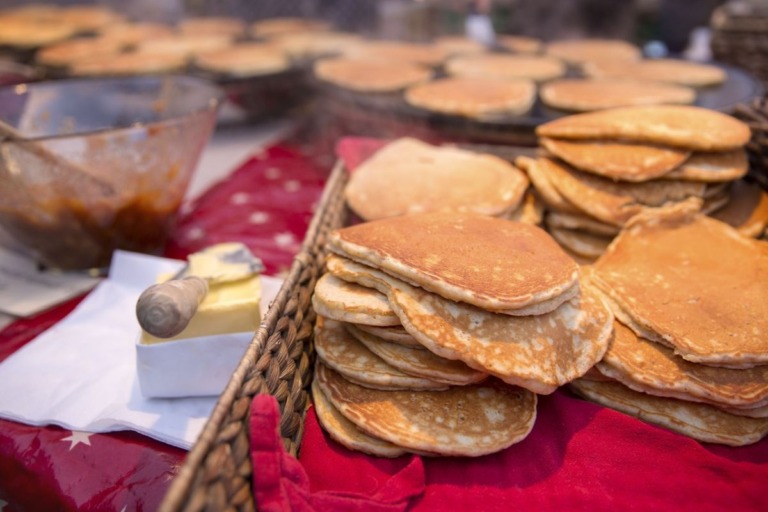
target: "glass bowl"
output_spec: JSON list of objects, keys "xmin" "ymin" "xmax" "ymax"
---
[{"xmin": 0, "ymin": 75, "xmax": 223, "ymax": 271}]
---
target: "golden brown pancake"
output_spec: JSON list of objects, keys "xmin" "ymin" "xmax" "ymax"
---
[
  {"xmin": 327, "ymin": 256, "xmax": 614, "ymax": 395},
  {"xmin": 405, "ymin": 77, "xmax": 536, "ymax": 118},
  {"xmin": 547, "ymin": 226, "xmax": 612, "ymax": 259},
  {"xmin": 545, "ymin": 211, "xmax": 620, "ymax": 237},
  {"xmin": 545, "ymin": 39, "xmax": 641, "ymax": 65},
  {"xmin": 96, "ymin": 22, "xmax": 174, "ymax": 46},
  {"xmin": 135, "ymin": 34, "xmax": 233, "ymax": 59},
  {"xmin": 503, "ymin": 189, "xmax": 544, "ymax": 225},
  {"xmin": 69, "ymin": 51, "xmax": 187, "ymax": 76},
  {"xmin": 271, "ymin": 31, "xmax": 361, "ymax": 59},
  {"xmin": 312, "ymin": 273, "xmax": 399, "ymax": 326},
  {"xmin": 537, "ymin": 105, "xmax": 752, "ymax": 151},
  {"xmin": 328, "ymin": 212, "xmax": 579, "ymax": 314},
  {"xmin": 516, "ymin": 156, "xmax": 580, "ymax": 214},
  {"xmin": 314, "ymin": 317, "xmax": 448, "ymax": 391},
  {"xmin": 583, "ymin": 58, "xmax": 727, "ymax": 87},
  {"xmin": 316, "ymin": 362, "xmax": 537, "ymax": 456},
  {"xmin": 194, "ymin": 43, "xmax": 289, "ymax": 76},
  {"xmin": 592, "ymin": 203, "xmax": 768, "ymax": 368},
  {"xmin": 598, "ymin": 322, "xmax": 768, "ymax": 408},
  {"xmin": 433, "ymin": 36, "xmax": 488, "ymax": 56},
  {"xmin": 311, "ymin": 378, "xmax": 407, "ymax": 458},
  {"xmin": 536, "ymin": 157, "xmax": 707, "ymax": 226},
  {"xmin": 35, "ymin": 37, "xmax": 125, "ymax": 68},
  {"xmin": 344, "ymin": 138, "xmax": 529, "ymax": 221},
  {"xmin": 540, "ymin": 138, "xmax": 691, "ymax": 182},
  {"xmin": 710, "ymin": 180, "xmax": 768, "ymax": 238},
  {"xmin": 342, "ymin": 40, "xmax": 448, "ymax": 67},
  {"xmin": 346, "ymin": 323, "xmax": 488, "ymax": 386},
  {"xmin": 314, "ymin": 58, "xmax": 432, "ymax": 93},
  {"xmin": 663, "ymin": 149, "xmax": 749, "ymax": 182},
  {"xmin": 177, "ymin": 16, "xmax": 245, "ymax": 37},
  {"xmin": 0, "ymin": 18, "xmax": 79, "ymax": 47},
  {"xmin": 540, "ymin": 79, "xmax": 696, "ymax": 112},
  {"xmin": 569, "ymin": 378, "xmax": 768, "ymax": 446},
  {"xmin": 56, "ymin": 5, "xmax": 123, "ymax": 31},
  {"xmin": 446, "ymin": 54, "xmax": 566, "ymax": 82},
  {"xmin": 496, "ymin": 35, "xmax": 543, "ymax": 54},
  {"xmin": 353, "ymin": 324, "xmax": 423, "ymax": 348}
]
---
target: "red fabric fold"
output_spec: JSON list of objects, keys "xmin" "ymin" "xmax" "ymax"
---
[{"xmin": 250, "ymin": 394, "xmax": 426, "ymax": 512}]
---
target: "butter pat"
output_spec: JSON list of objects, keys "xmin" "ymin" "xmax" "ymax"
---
[{"xmin": 139, "ymin": 274, "xmax": 262, "ymax": 344}]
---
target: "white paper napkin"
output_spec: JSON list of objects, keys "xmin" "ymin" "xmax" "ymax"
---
[{"xmin": 0, "ymin": 250, "xmax": 282, "ymax": 449}]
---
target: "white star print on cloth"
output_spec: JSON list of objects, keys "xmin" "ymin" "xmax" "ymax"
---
[
  {"xmin": 230, "ymin": 192, "xmax": 250, "ymax": 205},
  {"xmin": 273, "ymin": 232, "xmax": 297, "ymax": 249},
  {"xmin": 61, "ymin": 431, "xmax": 93, "ymax": 450},
  {"xmin": 265, "ymin": 167, "xmax": 282, "ymax": 180},
  {"xmin": 284, "ymin": 180, "xmax": 301, "ymax": 193},
  {"xmin": 249, "ymin": 211, "xmax": 270, "ymax": 224}
]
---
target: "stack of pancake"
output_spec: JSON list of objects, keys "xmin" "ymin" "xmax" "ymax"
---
[
  {"xmin": 570, "ymin": 203, "xmax": 768, "ymax": 446},
  {"xmin": 516, "ymin": 104, "xmax": 765, "ymax": 262},
  {"xmin": 311, "ymin": 212, "xmax": 614, "ymax": 457}
]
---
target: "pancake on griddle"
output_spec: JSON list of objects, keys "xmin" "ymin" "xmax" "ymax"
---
[
  {"xmin": 537, "ymin": 105, "xmax": 752, "ymax": 151},
  {"xmin": 314, "ymin": 58, "xmax": 432, "ymax": 93},
  {"xmin": 569, "ymin": 378, "xmax": 768, "ymax": 446},
  {"xmin": 194, "ymin": 43, "xmax": 289, "ymax": 76},
  {"xmin": 312, "ymin": 273, "xmax": 399, "ymax": 326},
  {"xmin": 583, "ymin": 58, "xmax": 727, "ymax": 87},
  {"xmin": 592, "ymin": 202, "xmax": 768, "ymax": 368},
  {"xmin": 311, "ymin": 378, "xmax": 407, "ymax": 458},
  {"xmin": 316, "ymin": 362, "xmax": 537, "ymax": 456},
  {"xmin": 598, "ymin": 322, "xmax": 768, "ymax": 408},
  {"xmin": 353, "ymin": 324, "xmax": 424, "ymax": 348},
  {"xmin": 446, "ymin": 54, "xmax": 566, "ymax": 82},
  {"xmin": 328, "ymin": 212, "xmax": 579, "ymax": 315},
  {"xmin": 535, "ymin": 157, "xmax": 706, "ymax": 226},
  {"xmin": 314, "ymin": 317, "xmax": 448, "ymax": 391},
  {"xmin": 346, "ymin": 323, "xmax": 488, "ymax": 386},
  {"xmin": 344, "ymin": 138, "xmax": 529, "ymax": 221},
  {"xmin": 433, "ymin": 36, "xmax": 487, "ymax": 56},
  {"xmin": 326, "ymin": 256, "xmax": 613, "ymax": 395},
  {"xmin": 710, "ymin": 180, "xmax": 768, "ymax": 237},
  {"xmin": 404, "ymin": 77, "xmax": 536, "ymax": 118},
  {"xmin": 664, "ymin": 149, "xmax": 749, "ymax": 182},
  {"xmin": 343, "ymin": 40, "xmax": 448, "ymax": 67},
  {"xmin": 544, "ymin": 39, "xmax": 641, "ymax": 66},
  {"xmin": 540, "ymin": 138, "xmax": 691, "ymax": 182},
  {"xmin": 540, "ymin": 79, "xmax": 696, "ymax": 112},
  {"xmin": 496, "ymin": 35, "xmax": 543, "ymax": 54}
]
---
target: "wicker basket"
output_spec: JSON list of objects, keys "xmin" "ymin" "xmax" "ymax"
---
[
  {"xmin": 159, "ymin": 160, "xmax": 349, "ymax": 512},
  {"xmin": 711, "ymin": 2, "xmax": 768, "ymax": 89},
  {"xmin": 734, "ymin": 96, "xmax": 768, "ymax": 190}
]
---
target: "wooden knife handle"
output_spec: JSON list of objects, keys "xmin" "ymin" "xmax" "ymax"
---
[{"xmin": 136, "ymin": 276, "xmax": 209, "ymax": 338}]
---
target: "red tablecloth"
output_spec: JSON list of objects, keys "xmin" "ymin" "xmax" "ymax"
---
[{"xmin": 0, "ymin": 144, "xmax": 328, "ymax": 511}]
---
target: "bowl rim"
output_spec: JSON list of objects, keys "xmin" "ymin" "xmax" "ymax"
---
[{"xmin": 0, "ymin": 74, "xmax": 225, "ymax": 142}]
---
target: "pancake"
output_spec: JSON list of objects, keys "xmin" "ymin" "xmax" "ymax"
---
[
  {"xmin": 314, "ymin": 317, "xmax": 448, "ymax": 391},
  {"xmin": 544, "ymin": 39, "xmax": 641, "ymax": 65},
  {"xmin": 433, "ymin": 36, "xmax": 488, "ymax": 56},
  {"xmin": 353, "ymin": 324, "xmax": 423, "ymax": 348},
  {"xmin": 96, "ymin": 22, "xmax": 174, "ymax": 46},
  {"xmin": 547, "ymin": 226, "xmax": 612, "ymax": 259},
  {"xmin": 516, "ymin": 156, "xmax": 580, "ymax": 214},
  {"xmin": 503, "ymin": 189, "xmax": 544, "ymax": 225},
  {"xmin": 536, "ymin": 105, "xmax": 752, "ymax": 151},
  {"xmin": 545, "ymin": 211, "xmax": 620, "ymax": 237},
  {"xmin": 540, "ymin": 138, "xmax": 691, "ymax": 182},
  {"xmin": 136, "ymin": 34, "xmax": 233, "ymax": 59},
  {"xmin": 69, "ymin": 51, "xmax": 187, "ymax": 76},
  {"xmin": 569, "ymin": 378, "xmax": 768, "ymax": 446},
  {"xmin": 342, "ymin": 40, "xmax": 448, "ymax": 67},
  {"xmin": 344, "ymin": 138, "xmax": 529, "ymax": 221},
  {"xmin": 0, "ymin": 18, "xmax": 79, "ymax": 47},
  {"xmin": 177, "ymin": 17, "xmax": 245, "ymax": 37},
  {"xmin": 540, "ymin": 79, "xmax": 696, "ymax": 112},
  {"xmin": 312, "ymin": 273, "xmax": 399, "ymax": 326},
  {"xmin": 346, "ymin": 323, "xmax": 488, "ymax": 386},
  {"xmin": 598, "ymin": 322, "xmax": 768, "ymax": 407},
  {"xmin": 720, "ymin": 403, "xmax": 768, "ymax": 418},
  {"xmin": 496, "ymin": 35, "xmax": 543, "ymax": 54},
  {"xmin": 56, "ymin": 5, "xmax": 123, "ymax": 31},
  {"xmin": 327, "ymin": 256, "xmax": 614, "ymax": 395},
  {"xmin": 664, "ymin": 149, "xmax": 749, "ymax": 182},
  {"xmin": 538, "ymin": 157, "xmax": 707, "ymax": 226},
  {"xmin": 446, "ymin": 54, "xmax": 566, "ymax": 82},
  {"xmin": 583, "ymin": 58, "xmax": 727, "ymax": 87},
  {"xmin": 314, "ymin": 58, "xmax": 432, "ymax": 93},
  {"xmin": 311, "ymin": 378, "xmax": 407, "ymax": 458},
  {"xmin": 271, "ymin": 31, "xmax": 361, "ymax": 59},
  {"xmin": 405, "ymin": 77, "xmax": 536, "ymax": 118},
  {"xmin": 194, "ymin": 43, "xmax": 289, "ymax": 76},
  {"xmin": 328, "ymin": 212, "xmax": 580, "ymax": 314},
  {"xmin": 702, "ymin": 188, "xmax": 732, "ymax": 215},
  {"xmin": 316, "ymin": 362, "xmax": 537, "ymax": 456},
  {"xmin": 710, "ymin": 180, "xmax": 768, "ymax": 238},
  {"xmin": 592, "ymin": 203, "xmax": 768, "ymax": 368}
]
